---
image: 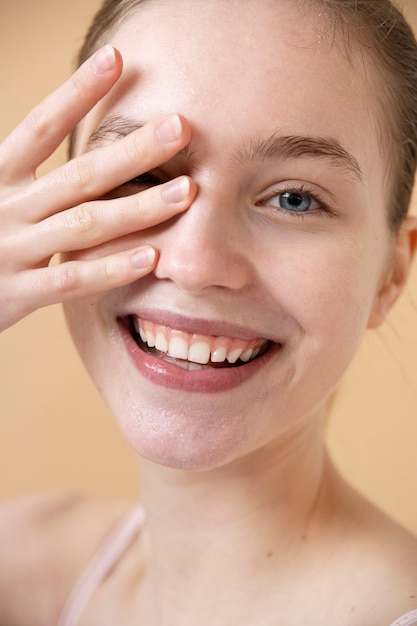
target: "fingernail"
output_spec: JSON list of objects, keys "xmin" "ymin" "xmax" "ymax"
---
[
  {"xmin": 155, "ymin": 114, "xmax": 182, "ymax": 143},
  {"xmin": 94, "ymin": 45, "xmax": 116, "ymax": 74},
  {"xmin": 161, "ymin": 176, "xmax": 190, "ymax": 203},
  {"xmin": 131, "ymin": 247, "xmax": 156, "ymax": 268}
]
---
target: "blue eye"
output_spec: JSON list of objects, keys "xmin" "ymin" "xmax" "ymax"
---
[
  {"xmin": 278, "ymin": 191, "xmax": 313, "ymax": 213},
  {"xmin": 260, "ymin": 188, "xmax": 325, "ymax": 215}
]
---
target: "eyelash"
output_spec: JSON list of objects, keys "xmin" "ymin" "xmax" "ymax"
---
[
  {"xmin": 128, "ymin": 171, "xmax": 166, "ymax": 187},
  {"xmin": 256, "ymin": 183, "xmax": 333, "ymax": 220},
  {"xmin": 125, "ymin": 173, "xmax": 333, "ymax": 219}
]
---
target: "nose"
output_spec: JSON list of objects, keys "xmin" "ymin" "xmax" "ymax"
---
[{"xmin": 153, "ymin": 192, "xmax": 254, "ymax": 293}]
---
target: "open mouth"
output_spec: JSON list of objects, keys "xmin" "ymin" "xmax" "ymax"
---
[{"xmin": 125, "ymin": 316, "xmax": 272, "ymax": 371}]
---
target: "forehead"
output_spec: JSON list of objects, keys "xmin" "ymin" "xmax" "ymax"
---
[{"xmin": 78, "ymin": 0, "xmax": 382, "ymax": 181}]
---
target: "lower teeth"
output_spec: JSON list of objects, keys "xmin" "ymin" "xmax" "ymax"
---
[
  {"xmin": 174, "ymin": 360, "xmax": 205, "ymax": 371},
  {"xmin": 152, "ymin": 350, "xmax": 218, "ymax": 370}
]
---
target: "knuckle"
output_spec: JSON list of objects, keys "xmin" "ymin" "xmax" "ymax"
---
[
  {"xmin": 69, "ymin": 61, "xmax": 97, "ymax": 99},
  {"xmin": 64, "ymin": 203, "xmax": 98, "ymax": 239},
  {"xmin": 24, "ymin": 102, "xmax": 55, "ymax": 143},
  {"xmin": 125, "ymin": 131, "xmax": 151, "ymax": 167},
  {"xmin": 64, "ymin": 155, "xmax": 95, "ymax": 192},
  {"xmin": 54, "ymin": 262, "xmax": 82, "ymax": 294},
  {"xmin": 69, "ymin": 71, "xmax": 88, "ymax": 100},
  {"xmin": 103, "ymin": 256, "xmax": 118, "ymax": 284},
  {"xmin": 132, "ymin": 192, "xmax": 151, "ymax": 220}
]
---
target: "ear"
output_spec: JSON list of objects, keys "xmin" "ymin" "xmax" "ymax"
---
[{"xmin": 368, "ymin": 218, "xmax": 417, "ymax": 329}]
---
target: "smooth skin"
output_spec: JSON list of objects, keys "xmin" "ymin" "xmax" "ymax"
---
[{"xmin": 1, "ymin": 1, "xmax": 417, "ymax": 625}]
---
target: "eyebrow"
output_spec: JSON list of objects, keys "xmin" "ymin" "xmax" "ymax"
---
[
  {"xmin": 87, "ymin": 115, "xmax": 193, "ymax": 159},
  {"xmin": 88, "ymin": 114, "xmax": 363, "ymax": 183},
  {"xmin": 234, "ymin": 133, "xmax": 363, "ymax": 182}
]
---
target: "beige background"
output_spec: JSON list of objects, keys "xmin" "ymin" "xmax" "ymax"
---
[{"xmin": 1, "ymin": 0, "xmax": 417, "ymax": 533}]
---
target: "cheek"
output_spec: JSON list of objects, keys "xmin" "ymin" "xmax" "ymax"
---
[
  {"xmin": 63, "ymin": 298, "xmax": 104, "ymax": 378},
  {"xmin": 262, "ymin": 235, "xmax": 383, "ymax": 345}
]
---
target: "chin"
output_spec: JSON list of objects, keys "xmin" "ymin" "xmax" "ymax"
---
[{"xmin": 104, "ymin": 389, "xmax": 254, "ymax": 472}]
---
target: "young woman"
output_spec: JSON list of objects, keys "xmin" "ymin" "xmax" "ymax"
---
[{"xmin": 1, "ymin": 0, "xmax": 417, "ymax": 624}]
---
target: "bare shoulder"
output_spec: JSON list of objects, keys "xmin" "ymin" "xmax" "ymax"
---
[
  {"xmin": 0, "ymin": 491, "xmax": 135, "ymax": 626},
  {"xmin": 370, "ymin": 510, "xmax": 417, "ymax": 619},
  {"xmin": 338, "ymin": 481, "xmax": 417, "ymax": 624},
  {"xmin": 367, "ymin": 517, "xmax": 417, "ymax": 623}
]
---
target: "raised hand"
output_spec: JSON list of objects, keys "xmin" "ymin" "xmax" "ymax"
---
[{"xmin": 0, "ymin": 45, "xmax": 196, "ymax": 331}]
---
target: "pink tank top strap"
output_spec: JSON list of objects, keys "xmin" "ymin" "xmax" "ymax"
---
[
  {"xmin": 57, "ymin": 504, "xmax": 146, "ymax": 626},
  {"xmin": 390, "ymin": 610, "xmax": 417, "ymax": 626}
]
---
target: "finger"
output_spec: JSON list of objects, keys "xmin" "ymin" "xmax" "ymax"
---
[
  {"xmin": 18, "ymin": 113, "xmax": 192, "ymax": 223},
  {"xmin": 32, "ymin": 176, "xmax": 196, "ymax": 260},
  {"xmin": 0, "ymin": 45, "xmax": 122, "ymax": 183},
  {"xmin": 10, "ymin": 245, "xmax": 158, "ymax": 317}
]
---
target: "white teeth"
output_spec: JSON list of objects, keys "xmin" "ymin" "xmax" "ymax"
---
[
  {"xmin": 211, "ymin": 346, "xmax": 227, "ymax": 363},
  {"xmin": 133, "ymin": 320, "xmax": 154, "ymax": 346},
  {"xmin": 240, "ymin": 348, "xmax": 254, "ymax": 362},
  {"xmin": 226, "ymin": 348, "xmax": 243, "ymax": 364},
  {"xmin": 167, "ymin": 336, "xmax": 189, "ymax": 360},
  {"xmin": 134, "ymin": 318, "xmax": 265, "ymax": 367},
  {"xmin": 155, "ymin": 331, "xmax": 168, "ymax": 352},
  {"xmin": 188, "ymin": 341, "xmax": 211, "ymax": 365},
  {"xmin": 145, "ymin": 330, "xmax": 155, "ymax": 348}
]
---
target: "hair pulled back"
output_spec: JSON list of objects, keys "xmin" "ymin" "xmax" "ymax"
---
[{"xmin": 76, "ymin": 0, "xmax": 417, "ymax": 233}]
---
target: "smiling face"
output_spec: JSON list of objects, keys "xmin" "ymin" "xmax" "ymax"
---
[{"xmin": 65, "ymin": 0, "xmax": 400, "ymax": 470}]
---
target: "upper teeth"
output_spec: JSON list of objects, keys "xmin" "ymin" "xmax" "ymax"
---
[{"xmin": 133, "ymin": 317, "xmax": 264, "ymax": 366}]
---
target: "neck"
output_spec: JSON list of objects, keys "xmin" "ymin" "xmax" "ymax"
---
[{"xmin": 135, "ymin": 412, "xmax": 343, "ymax": 623}]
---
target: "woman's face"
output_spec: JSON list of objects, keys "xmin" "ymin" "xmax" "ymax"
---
[{"xmin": 65, "ymin": 0, "xmax": 396, "ymax": 470}]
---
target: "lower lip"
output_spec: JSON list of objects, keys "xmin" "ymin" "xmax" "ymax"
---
[{"xmin": 119, "ymin": 320, "xmax": 280, "ymax": 393}]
